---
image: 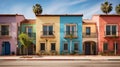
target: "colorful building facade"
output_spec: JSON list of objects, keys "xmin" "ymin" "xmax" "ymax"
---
[
  {"xmin": 0, "ymin": 13, "xmax": 120, "ymax": 55},
  {"xmin": 19, "ymin": 19, "xmax": 36, "ymax": 55},
  {"xmin": 0, "ymin": 14, "xmax": 24, "ymax": 55},
  {"xmin": 60, "ymin": 15, "xmax": 83, "ymax": 54},
  {"xmin": 36, "ymin": 15, "xmax": 60, "ymax": 55},
  {"xmin": 82, "ymin": 20, "xmax": 97, "ymax": 55},
  {"xmin": 92, "ymin": 15, "xmax": 120, "ymax": 55}
]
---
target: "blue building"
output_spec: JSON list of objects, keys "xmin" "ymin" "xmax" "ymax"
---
[{"xmin": 60, "ymin": 14, "xmax": 83, "ymax": 54}]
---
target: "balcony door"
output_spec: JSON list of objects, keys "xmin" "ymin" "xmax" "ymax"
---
[
  {"xmin": 105, "ymin": 25, "xmax": 117, "ymax": 36},
  {"xmin": 65, "ymin": 24, "xmax": 77, "ymax": 36},
  {"xmin": 86, "ymin": 27, "xmax": 91, "ymax": 35},
  {"xmin": 26, "ymin": 26, "xmax": 32, "ymax": 37},
  {"xmin": 43, "ymin": 25, "xmax": 53, "ymax": 36}
]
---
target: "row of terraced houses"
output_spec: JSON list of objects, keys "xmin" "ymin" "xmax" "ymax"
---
[{"xmin": 0, "ymin": 14, "xmax": 120, "ymax": 55}]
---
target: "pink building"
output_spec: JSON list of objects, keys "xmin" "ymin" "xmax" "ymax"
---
[
  {"xmin": 0, "ymin": 14, "xmax": 25, "ymax": 55},
  {"xmin": 92, "ymin": 15, "xmax": 120, "ymax": 55}
]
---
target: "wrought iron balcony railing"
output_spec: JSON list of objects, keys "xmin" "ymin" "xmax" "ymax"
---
[
  {"xmin": 64, "ymin": 31, "xmax": 78, "ymax": 38},
  {"xmin": 23, "ymin": 32, "xmax": 36, "ymax": 38},
  {"xmin": 40, "ymin": 31, "xmax": 55, "ymax": 38},
  {"xmin": 104, "ymin": 31, "xmax": 119, "ymax": 38},
  {"xmin": 82, "ymin": 33, "xmax": 97, "ymax": 38}
]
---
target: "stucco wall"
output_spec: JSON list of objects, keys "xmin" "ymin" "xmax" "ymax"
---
[
  {"xmin": 0, "ymin": 22, "xmax": 17, "ymax": 55},
  {"xmin": 93, "ymin": 15, "xmax": 120, "ymax": 54},
  {"xmin": 60, "ymin": 16, "xmax": 83, "ymax": 54},
  {"xmin": 82, "ymin": 23, "xmax": 97, "ymax": 42},
  {"xmin": 21, "ymin": 23, "xmax": 36, "ymax": 44},
  {"xmin": 36, "ymin": 16, "xmax": 60, "ymax": 54}
]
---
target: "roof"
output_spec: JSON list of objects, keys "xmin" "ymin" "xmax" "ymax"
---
[
  {"xmin": 0, "ymin": 14, "xmax": 24, "ymax": 16},
  {"xmin": 21, "ymin": 19, "xmax": 35, "ymax": 24},
  {"xmin": 83, "ymin": 19, "xmax": 96, "ymax": 24},
  {"xmin": 36, "ymin": 14, "xmax": 83, "ymax": 16},
  {"xmin": 93, "ymin": 14, "xmax": 120, "ymax": 17}
]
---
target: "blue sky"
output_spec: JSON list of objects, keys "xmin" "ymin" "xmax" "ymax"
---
[{"xmin": 0, "ymin": 0, "xmax": 119, "ymax": 19}]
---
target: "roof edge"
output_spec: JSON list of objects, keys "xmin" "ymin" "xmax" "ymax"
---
[
  {"xmin": 93, "ymin": 14, "xmax": 120, "ymax": 16},
  {"xmin": 36, "ymin": 14, "xmax": 83, "ymax": 16}
]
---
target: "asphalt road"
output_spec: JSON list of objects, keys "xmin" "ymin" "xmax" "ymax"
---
[{"xmin": 0, "ymin": 60, "xmax": 120, "ymax": 67}]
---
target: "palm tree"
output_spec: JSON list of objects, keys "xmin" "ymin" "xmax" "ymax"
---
[
  {"xmin": 33, "ymin": 3, "xmax": 42, "ymax": 15},
  {"xmin": 101, "ymin": 1, "xmax": 113, "ymax": 14},
  {"xmin": 19, "ymin": 33, "xmax": 32, "ymax": 55},
  {"xmin": 115, "ymin": 4, "xmax": 120, "ymax": 14}
]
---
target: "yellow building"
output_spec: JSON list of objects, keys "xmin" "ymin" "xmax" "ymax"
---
[
  {"xmin": 82, "ymin": 19, "xmax": 98, "ymax": 55},
  {"xmin": 36, "ymin": 15, "xmax": 60, "ymax": 55}
]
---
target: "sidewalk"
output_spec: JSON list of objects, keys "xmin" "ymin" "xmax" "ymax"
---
[{"xmin": 0, "ymin": 55, "xmax": 120, "ymax": 61}]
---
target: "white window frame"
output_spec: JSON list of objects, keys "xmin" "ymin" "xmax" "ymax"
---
[
  {"xmin": 65, "ymin": 24, "xmax": 77, "ymax": 36},
  {"xmin": 0, "ymin": 24, "xmax": 10, "ymax": 36},
  {"xmin": 43, "ymin": 25, "xmax": 54, "ymax": 36},
  {"xmin": 105, "ymin": 24, "xmax": 118, "ymax": 36},
  {"xmin": 26, "ymin": 26, "xmax": 33, "ymax": 33}
]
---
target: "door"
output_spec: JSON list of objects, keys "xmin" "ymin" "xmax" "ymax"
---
[
  {"xmin": 85, "ymin": 42, "xmax": 91, "ymax": 55},
  {"xmin": 28, "ymin": 44, "xmax": 34, "ymax": 55},
  {"xmin": 2, "ymin": 42, "xmax": 11, "ymax": 55},
  {"xmin": 92, "ymin": 44, "xmax": 97, "ymax": 55}
]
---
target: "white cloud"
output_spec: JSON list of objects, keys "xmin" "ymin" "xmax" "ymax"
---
[
  {"xmin": 74, "ymin": 1, "xmax": 102, "ymax": 19},
  {"xmin": 43, "ymin": 0, "xmax": 87, "ymax": 14},
  {"xmin": 10, "ymin": 4, "xmax": 35, "ymax": 19}
]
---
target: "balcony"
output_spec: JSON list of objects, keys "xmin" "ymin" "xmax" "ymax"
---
[
  {"xmin": 0, "ymin": 31, "xmax": 11, "ymax": 38},
  {"xmin": 40, "ymin": 31, "xmax": 55, "ymax": 38},
  {"xmin": 82, "ymin": 33, "xmax": 97, "ymax": 38},
  {"xmin": 64, "ymin": 31, "xmax": 78, "ymax": 38},
  {"xmin": 104, "ymin": 31, "xmax": 119, "ymax": 38},
  {"xmin": 23, "ymin": 32, "xmax": 36, "ymax": 39}
]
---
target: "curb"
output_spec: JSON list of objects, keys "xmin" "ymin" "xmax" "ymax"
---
[{"xmin": 1, "ymin": 59, "xmax": 120, "ymax": 61}]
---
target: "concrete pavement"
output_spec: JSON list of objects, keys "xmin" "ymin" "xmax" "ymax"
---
[
  {"xmin": 1, "ymin": 56, "xmax": 120, "ymax": 67},
  {"xmin": 0, "ymin": 60, "xmax": 120, "ymax": 67},
  {"xmin": 0, "ymin": 55, "xmax": 120, "ymax": 61}
]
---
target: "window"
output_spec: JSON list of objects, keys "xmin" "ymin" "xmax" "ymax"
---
[
  {"xmin": 51, "ymin": 43, "xmax": 56, "ymax": 51},
  {"xmin": 106, "ymin": 25, "xmax": 117, "ymax": 36},
  {"xmin": 103, "ymin": 42, "xmax": 108, "ymax": 51},
  {"xmin": 65, "ymin": 24, "xmax": 77, "ymax": 36},
  {"xmin": 40, "ymin": 43, "xmax": 45, "ymax": 51},
  {"xmin": 86, "ymin": 27, "xmax": 91, "ymax": 35},
  {"xmin": 43, "ymin": 25, "xmax": 53, "ymax": 35},
  {"xmin": 26, "ymin": 27, "xmax": 32, "ymax": 37},
  {"xmin": 1, "ymin": 25, "xmax": 9, "ymax": 36},
  {"xmin": 113, "ymin": 42, "xmax": 118, "ymax": 50},
  {"xmin": 74, "ymin": 43, "xmax": 79, "ymax": 51},
  {"xmin": 64, "ymin": 43, "xmax": 68, "ymax": 51}
]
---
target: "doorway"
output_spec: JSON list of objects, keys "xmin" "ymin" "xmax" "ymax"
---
[
  {"xmin": 2, "ymin": 42, "xmax": 11, "ymax": 55},
  {"xmin": 84, "ymin": 41, "xmax": 97, "ymax": 55}
]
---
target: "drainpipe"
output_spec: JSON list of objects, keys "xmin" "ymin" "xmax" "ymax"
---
[
  {"xmin": 70, "ymin": 40, "xmax": 72, "ymax": 53},
  {"xmin": 46, "ymin": 39, "xmax": 48, "ymax": 54},
  {"xmin": 115, "ymin": 41, "xmax": 117, "ymax": 55}
]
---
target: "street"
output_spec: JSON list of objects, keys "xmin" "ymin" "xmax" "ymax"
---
[{"xmin": 0, "ymin": 60, "xmax": 120, "ymax": 67}]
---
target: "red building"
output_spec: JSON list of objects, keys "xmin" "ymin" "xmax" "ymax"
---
[{"xmin": 92, "ymin": 15, "xmax": 120, "ymax": 55}]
